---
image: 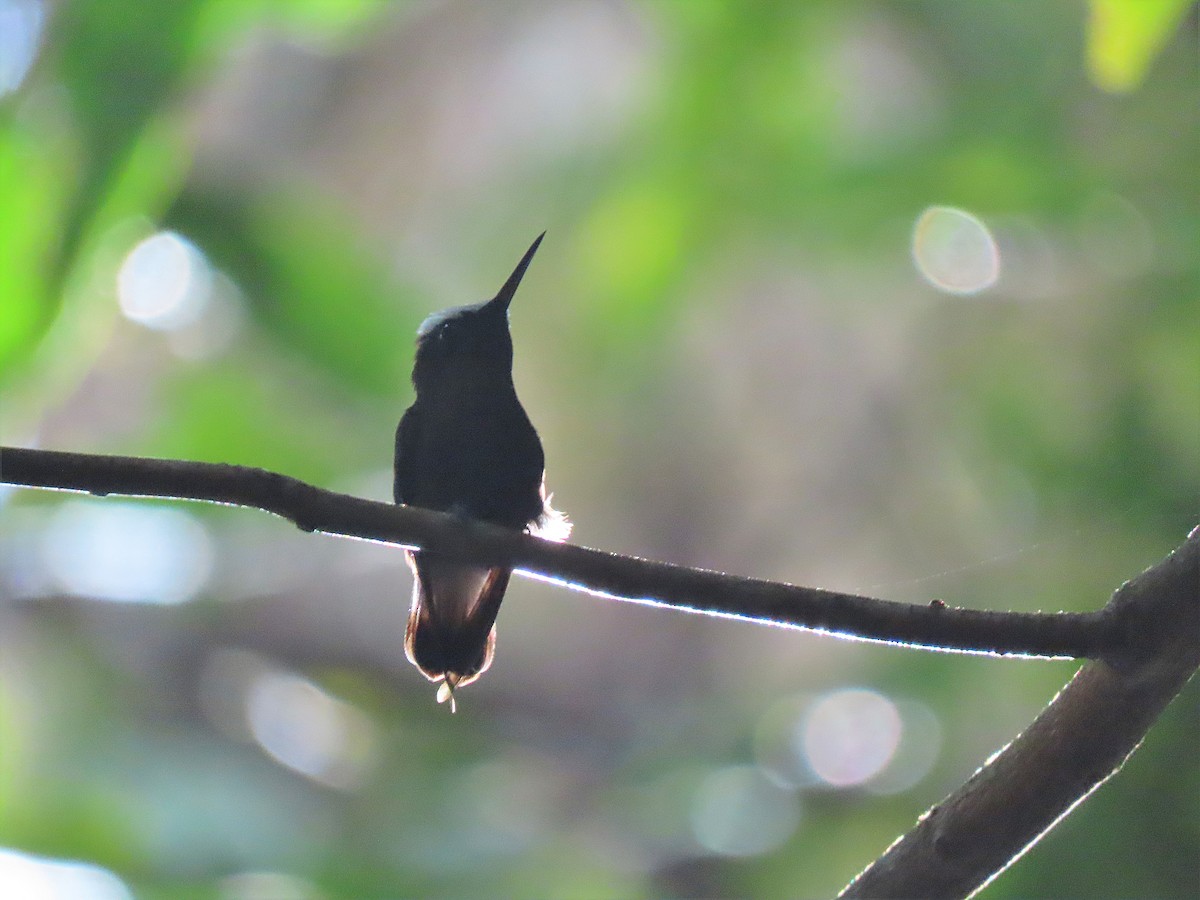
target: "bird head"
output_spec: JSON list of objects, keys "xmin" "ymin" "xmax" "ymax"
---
[{"xmin": 411, "ymin": 233, "xmax": 544, "ymax": 389}]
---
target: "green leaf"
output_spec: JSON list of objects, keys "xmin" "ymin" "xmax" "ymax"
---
[
  {"xmin": 165, "ymin": 189, "xmax": 418, "ymax": 398},
  {"xmin": 50, "ymin": 0, "xmax": 210, "ymax": 288},
  {"xmin": 1086, "ymin": 0, "xmax": 1192, "ymax": 92},
  {"xmin": 0, "ymin": 118, "xmax": 69, "ymax": 379}
]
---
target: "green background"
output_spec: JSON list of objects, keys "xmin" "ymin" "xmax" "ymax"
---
[{"xmin": 1, "ymin": 0, "xmax": 1197, "ymax": 897}]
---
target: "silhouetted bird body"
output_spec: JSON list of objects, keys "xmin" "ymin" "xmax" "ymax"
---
[{"xmin": 394, "ymin": 234, "xmax": 567, "ymax": 708}]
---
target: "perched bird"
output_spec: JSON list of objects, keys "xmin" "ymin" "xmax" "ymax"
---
[{"xmin": 394, "ymin": 234, "xmax": 568, "ymax": 710}]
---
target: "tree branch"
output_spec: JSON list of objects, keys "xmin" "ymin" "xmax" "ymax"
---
[
  {"xmin": 840, "ymin": 527, "xmax": 1200, "ymax": 898},
  {"xmin": 4, "ymin": 445, "xmax": 1197, "ymax": 897},
  {"xmin": 0, "ymin": 445, "xmax": 1133, "ymax": 661}
]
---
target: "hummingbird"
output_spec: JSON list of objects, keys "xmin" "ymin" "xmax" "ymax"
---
[{"xmin": 394, "ymin": 233, "xmax": 569, "ymax": 710}]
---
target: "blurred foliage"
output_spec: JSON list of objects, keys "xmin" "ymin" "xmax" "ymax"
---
[
  {"xmin": 1, "ymin": 0, "xmax": 1197, "ymax": 898},
  {"xmin": 1087, "ymin": 0, "xmax": 1195, "ymax": 92}
]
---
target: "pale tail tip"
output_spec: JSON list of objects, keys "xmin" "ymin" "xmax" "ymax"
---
[{"xmin": 436, "ymin": 680, "xmax": 458, "ymax": 713}]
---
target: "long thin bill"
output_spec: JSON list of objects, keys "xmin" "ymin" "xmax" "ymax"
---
[{"xmin": 486, "ymin": 232, "xmax": 545, "ymax": 313}]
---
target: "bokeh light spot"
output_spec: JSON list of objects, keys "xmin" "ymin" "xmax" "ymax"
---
[
  {"xmin": 117, "ymin": 231, "xmax": 213, "ymax": 331},
  {"xmin": 801, "ymin": 688, "xmax": 902, "ymax": 788},
  {"xmin": 912, "ymin": 205, "xmax": 1000, "ymax": 294},
  {"xmin": 246, "ymin": 670, "xmax": 376, "ymax": 790},
  {"xmin": 218, "ymin": 870, "xmax": 322, "ymax": 900},
  {"xmin": 689, "ymin": 765, "xmax": 799, "ymax": 857},
  {"xmin": 41, "ymin": 500, "xmax": 213, "ymax": 605},
  {"xmin": 0, "ymin": 848, "xmax": 133, "ymax": 900},
  {"xmin": 0, "ymin": 0, "xmax": 43, "ymax": 96},
  {"xmin": 866, "ymin": 699, "xmax": 943, "ymax": 795},
  {"xmin": 434, "ymin": 757, "xmax": 563, "ymax": 864},
  {"xmin": 167, "ymin": 272, "xmax": 245, "ymax": 360},
  {"xmin": 753, "ymin": 693, "xmax": 819, "ymax": 789},
  {"xmin": 1076, "ymin": 191, "xmax": 1154, "ymax": 278}
]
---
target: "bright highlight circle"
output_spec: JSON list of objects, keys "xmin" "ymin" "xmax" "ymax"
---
[
  {"xmin": 912, "ymin": 205, "xmax": 1000, "ymax": 294},
  {"xmin": 246, "ymin": 670, "xmax": 375, "ymax": 789},
  {"xmin": 0, "ymin": 0, "xmax": 44, "ymax": 97},
  {"xmin": 0, "ymin": 848, "xmax": 133, "ymax": 900},
  {"xmin": 117, "ymin": 231, "xmax": 213, "ymax": 331},
  {"xmin": 690, "ymin": 765, "xmax": 799, "ymax": 856},
  {"xmin": 41, "ymin": 500, "xmax": 213, "ymax": 604},
  {"xmin": 801, "ymin": 688, "xmax": 902, "ymax": 788}
]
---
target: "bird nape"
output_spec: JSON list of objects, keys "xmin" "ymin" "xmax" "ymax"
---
[{"xmin": 393, "ymin": 234, "xmax": 569, "ymax": 710}]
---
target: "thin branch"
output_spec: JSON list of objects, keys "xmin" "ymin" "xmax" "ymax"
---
[
  {"xmin": 840, "ymin": 528, "xmax": 1200, "ymax": 899},
  {"xmin": 4, "ymin": 445, "xmax": 1198, "ymax": 897},
  {"xmin": 0, "ymin": 445, "xmax": 1126, "ymax": 659}
]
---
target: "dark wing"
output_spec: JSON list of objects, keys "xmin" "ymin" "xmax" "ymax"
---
[
  {"xmin": 393, "ymin": 402, "xmax": 421, "ymax": 506},
  {"xmin": 515, "ymin": 416, "xmax": 546, "ymax": 495},
  {"xmin": 498, "ymin": 405, "xmax": 548, "ymax": 528}
]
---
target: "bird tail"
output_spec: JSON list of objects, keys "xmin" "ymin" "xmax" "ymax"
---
[{"xmin": 404, "ymin": 553, "xmax": 505, "ymax": 706}]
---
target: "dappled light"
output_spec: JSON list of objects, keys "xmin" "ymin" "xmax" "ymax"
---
[
  {"xmin": 802, "ymin": 688, "xmax": 903, "ymax": 788},
  {"xmin": 912, "ymin": 206, "xmax": 1000, "ymax": 295},
  {"xmin": 1075, "ymin": 191, "xmax": 1155, "ymax": 279},
  {"xmin": 865, "ymin": 699, "xmax": 943, "ymax": 796},
  {"xmin": 117, "ymin": 231, "xmax": 214, "ymax": 332},
  {"xmin": 0, "ymin": 0, "xmax": 42, "ymax": 97},
  {"xmin": 0, "ymin": 849, "xmax": 133, "ymax": 900},
  {"xmin": 40, "ymin": 499, "xmax": 213, "ymax": 604},
  {"xmin": 217, "ymin": 870, "xmax": 323, "ymax": 900},
  {"xmin": 689, "ymin": 764, "xmax": 800, "ymax": 857},
  {"xmin": 754, "ymin": 689, "xmax": 943, "ymax": 795},
  {"xmin": 246, "ymin": 668, "xmax": 376, "ymax": 789},
  {"xmin": 198, "ymin": 647, "xmax": 377, "ymax": 790},
  {"xmin": 0, "ymin": 0, "xmax": 1194, "ymax": 896},
  {"xmin": 438, "ymin": 757, "xmax": 563, "ymax": 864}
]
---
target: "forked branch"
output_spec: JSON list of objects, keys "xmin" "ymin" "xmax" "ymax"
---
[
  {"xmin": 3, "ymin": 445, "xmax": 1197, "ymax": 898},
  {"xmin": 840, "ymin": 529, "xmax": 1199, "ymax": 898}
]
